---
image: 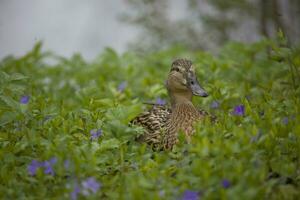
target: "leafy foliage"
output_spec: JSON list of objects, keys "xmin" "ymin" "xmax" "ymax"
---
[{"xmin": 0, "ymin": 39, "xmax": 299, "ymax": 199}]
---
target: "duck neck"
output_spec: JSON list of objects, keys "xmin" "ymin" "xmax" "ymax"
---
[
  {"xmin": 163, "ymin": 91, "xmax": 199, "ymax": 149},
  {"xmin": 169, "ymin": 91, "xmax": 193, "ymax": 108}
]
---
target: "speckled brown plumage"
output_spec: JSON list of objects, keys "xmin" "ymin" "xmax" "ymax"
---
[
  {"xmin": 131, "ymin": 58, "xmax": 213, "ymax": 150},
  {"xmin": 132, "ymin": 103, "xmax": 210, "ymax": 149},
  {"xmin": 131, "ymin": 105, "xmax": 171, "ymax": 148}
]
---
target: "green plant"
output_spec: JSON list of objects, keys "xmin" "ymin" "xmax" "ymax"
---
[{"xmin": 0, "ymin": 40, "xmax": 299, "ymax": 199}]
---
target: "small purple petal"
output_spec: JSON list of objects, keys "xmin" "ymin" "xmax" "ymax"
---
[
  {"xmin": 232, "ymin": 105, "xmax": 245, "ymax": 116},
  {"xmin": 20, "ymin": 95, "xmax": 30, "ymax": 104},
  {"xmin": 117, "ymin": 81, "xmax": 127, "ymax": 92},
  {"xmin": 182, "ymin": 190, "xmax": 199, "ymax": 200},
  {"xmin": 43, "ymin": 161, "xmax": 55, "ymax": 176},
  {"xmin": 71, "ymin": 184, "xmax": 81, "ymax": 200},
  {"xmin": 28, "ymin": 158, "xmax": 57, "ymax": 176},
  {"xmin": 82, "ymin": 177, "xmax": 101, "ymax": 194},
  {"xmin": 159, "ymin": 190, "xmax": 165, "ymax": 197},
  {"xmin": 49, "ymin": 157, "xmax": 57, "ymax": 165},
  {"xmin": 282, "ymin": 117, "xmax": 289, "ymax": 125},
  {"xmin": 90, "ymin": 129, "xmax": 102, "ymax": 140},
  {"xmin": 27, "ymin": 160, "xmax": 42, "ymax": 176},
  {"xmin": 64, "ymin": 160, "xmax": 70, "ymax": 169},
  {"xmin": 222, "ymin": 179, "xmax": 231, "ymax": 189},
  {"xmin": 210, "ymin": 100, "xmax": 220, "ymax": 109},
  {"xmin": 155, "ymin": 98, "xmax": 166, "ymax": 106}
]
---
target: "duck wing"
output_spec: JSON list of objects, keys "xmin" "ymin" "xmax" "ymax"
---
[{"xmin": 130, "ymin": 105, "xmax": 171, "ymax": 145}]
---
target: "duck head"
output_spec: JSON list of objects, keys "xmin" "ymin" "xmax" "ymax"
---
[{"xmin": 166, "ymin": 59, "xmax": 208, "ymax": 106}]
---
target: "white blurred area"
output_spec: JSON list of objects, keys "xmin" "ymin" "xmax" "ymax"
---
[
  {"xmin": 0, "ymin": 0, "xmax": 187, "ymax": 60},
  {"xmin": 0, "ymin": 0, "xmax": 139, "ymax": 60}
]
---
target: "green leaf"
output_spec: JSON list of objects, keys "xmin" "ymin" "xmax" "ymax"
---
[
  {"xmin": 0, "ymin": 112, "xmax": 17, "ymax": 126},
  {"xmin": 10, "ymin": 73, "xmax": 28, "ymax": 81},
  {"xmin": 99, "ymin": 138, "xmax": 120, "ymax": 151},
  {"xmin": 0, "ymin": 95, "xmax": 21, "ymax": 112}
]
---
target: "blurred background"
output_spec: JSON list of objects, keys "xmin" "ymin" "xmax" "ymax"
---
[{"xmin": 0, "ymin": 0, "xmax": 299, "ymax": 60}]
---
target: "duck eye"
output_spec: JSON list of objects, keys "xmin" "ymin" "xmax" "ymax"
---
[
  {"xmin": 173, "ymin": 67, "xmax": 180, "ymax": 72},
  {"xmin": 190, "ymin": 81, "xmax": 194, "ymax": 85}
]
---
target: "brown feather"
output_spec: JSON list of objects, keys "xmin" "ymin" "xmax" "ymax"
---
[{"xmin": 131, "ymin": 103, "xmax": 213, "ymax": 150}]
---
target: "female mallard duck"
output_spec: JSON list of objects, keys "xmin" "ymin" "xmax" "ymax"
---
[{"xmin": 131, "ymin": 59, "xmax": 210, "ymax": 150}]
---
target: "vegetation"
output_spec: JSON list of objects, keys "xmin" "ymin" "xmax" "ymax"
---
[{"xmin": 0, "ymin": 37, "xmax": 300, "ymax": 199}]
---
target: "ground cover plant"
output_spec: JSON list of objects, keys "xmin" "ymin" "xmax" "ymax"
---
[{"xmin": 0, "ymin": 37, "xmax": 300, "ymax": 199}]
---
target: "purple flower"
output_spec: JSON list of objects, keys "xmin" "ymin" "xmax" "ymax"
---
[
  {"xmin": 42, "ymin": 157, "xmax": 57, "ymax": 175},
  {"xmin": 182, "ymin": 190, "xmax": 199, "ymax": 200},
  {"xmin": 28, "ymin": 157, "xmax": 57, "ymax": 176},
  {"xmin": 117, "ymin": 81, "xmax": 127, "ymax": 92},
  {"xmin": 64, "ymin": 159, "xmax": 70, "ymax": 169},
  {"xmin": 71, "ymin": 184, "xmax": 81, "ymax": 200},
  {"xmin": 27, "ymin": 160, "xmax": 42, "ymax": 176},
  {"xmin": 210, "ymin": 100, "xmax": 220, "ymax": 109},
  {"xmin": 232, "ymin": 105, "xmax": 245, "ymax": 116},
  {"xmin": 49, "ymin": 157, "xmax": 57, "ymax": 165},
  {"xmin": 155, "ymin": 98, "xmax": 166, "ymax": 106},
  {"xmin": 222, "ymin": 179, "xmax": 231, "ymax": 189},
  {"xmin": 159, "ymin": 190, "xmax": 165, "ymax": 197},
  {"xmin": 81, "ymin": 177, "xmax": 101, "ymax": 195},
  {"xmin": 20, "ymin": 95, "xmax": 30, "ymax": 104},
  {"xmin": 282, "ymin": 117, "xmax": 289, "ymax": 125},
  {"xmin": 90, "ymin": 129, "xmax": 102, "ymax": 140},
  {"xmin": 69, "ymin": 177, "xmax": 101, "ymax": 199},
  {"xmin": 43, "ymin": 161, "xmax": 54, "ymax": 175}
]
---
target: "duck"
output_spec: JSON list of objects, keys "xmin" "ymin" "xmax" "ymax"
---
[{"xmin": 131, "ymin": 58, "xmax": 211, "ymax": 150}]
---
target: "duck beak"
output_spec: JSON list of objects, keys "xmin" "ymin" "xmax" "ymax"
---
[{"xmin": 187, "ymin": 72, "xmax": 208, "ymax": 97}]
